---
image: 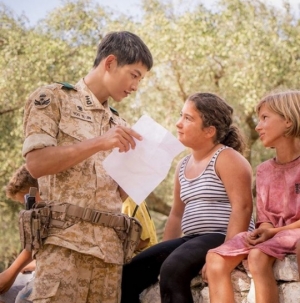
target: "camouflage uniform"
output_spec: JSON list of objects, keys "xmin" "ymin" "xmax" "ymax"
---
[{"xmin": 22, "ymin": 79, "xmax": 126, "ymax": 303}]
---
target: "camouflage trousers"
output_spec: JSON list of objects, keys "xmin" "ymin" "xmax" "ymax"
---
[{"xmin": 29, "ymin": 244, "xmax": 122, "ymax": 303}]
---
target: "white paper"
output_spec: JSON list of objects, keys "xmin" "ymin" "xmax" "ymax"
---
[{"xmin": 102, "ymin": 115, "xmax": 185, "ymax": 205}]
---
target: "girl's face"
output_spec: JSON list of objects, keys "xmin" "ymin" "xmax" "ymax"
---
[
  {"xmin": 255, "ymin": 103, "xmax": 291, "ymax": 148},
  {"xmin": 176, "ymin": 100, "xmax": 211, "ymax": 148}
]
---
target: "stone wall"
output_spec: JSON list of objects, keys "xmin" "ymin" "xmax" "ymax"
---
[{"xmin": 140, "ymin": 254, "xmax": 300, "ymax": 303}]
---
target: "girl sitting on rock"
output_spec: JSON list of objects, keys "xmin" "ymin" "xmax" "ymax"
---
[{"xmin": 206, "ymin": 90, "xmax": 300, "ymax": 303}]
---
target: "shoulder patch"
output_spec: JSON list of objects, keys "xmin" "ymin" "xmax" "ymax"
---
[
  {"xmin": 56, "ymin": 82, "xmax": 77, "ymax": 90},
  {"xmin": 34, "ymin": 93, "xmax": 51, "ymax": 109},
  {"xmin": 109, "ymin": 106, "xmax": 119, "ymax": 116}
]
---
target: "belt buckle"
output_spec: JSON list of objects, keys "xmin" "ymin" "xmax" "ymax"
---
[
  {"xmin": 91, "ymin": 211, "xmax": 101, "ymax": 224},
  {"xmin": 82, "ymin": 208, "xmax": 93, "ymax": 221}
]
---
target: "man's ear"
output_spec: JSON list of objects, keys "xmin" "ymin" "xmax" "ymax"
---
[{"xmin": 104, "ymin": 55, "xmax": 117, "ymax": 71}]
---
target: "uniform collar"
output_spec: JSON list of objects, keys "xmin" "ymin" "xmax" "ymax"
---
[{"xmin": 75, "ymin": 79, "xmax": 111, "ymax": 112}]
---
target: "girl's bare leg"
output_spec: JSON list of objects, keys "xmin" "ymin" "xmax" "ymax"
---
[
  {"xmin": 248, "ymin": 249, "xmax": 277, "ymax": 303},
  {"xmin": 206, "ymin": 252, "xmax": 247, "ymax": 303}
]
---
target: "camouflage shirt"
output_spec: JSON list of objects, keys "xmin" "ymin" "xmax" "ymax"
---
[{"xmin": 22, "ymin": 79, "xmax": 127, "ymax": 264}]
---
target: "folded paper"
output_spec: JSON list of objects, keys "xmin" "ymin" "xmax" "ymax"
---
[{"xmin": 103, "ymin": 115, "xmax": 185, "ymax": 205}]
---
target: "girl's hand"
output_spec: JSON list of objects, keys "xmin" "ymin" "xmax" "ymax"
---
[
  {"xmin": 200, "ymin": 263, "xmax": 208, "ymax": 283},
  {"xmin": 247, "ymin": 228, "xmax": 275, "ymax": 245}
]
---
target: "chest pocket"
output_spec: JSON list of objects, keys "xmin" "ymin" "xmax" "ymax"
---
[{"xmin": 58, "ymin": 109, "xmax": 96, "ymax": 142}]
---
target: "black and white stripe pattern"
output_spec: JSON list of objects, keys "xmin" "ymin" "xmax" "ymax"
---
[{"xmin": 180, "ymin": 146, "xmax": 254, "ymax": 236}]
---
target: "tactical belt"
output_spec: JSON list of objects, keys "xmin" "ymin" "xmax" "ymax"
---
[
  {"xmin": 19, "ymin": 202, "xmax": 142, "ymax": 263},
  {"xmin": 49, "ymin": 203, "xmax": 143, "ymax": 264},
  {"xmin": 50, "ymin": 204, "xmax": 129, "ymax": 231}
]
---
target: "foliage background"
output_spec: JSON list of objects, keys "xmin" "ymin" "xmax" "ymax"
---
[{"xmin": 1, "ymin": 0, "xmax": 298, "ymax": 270}]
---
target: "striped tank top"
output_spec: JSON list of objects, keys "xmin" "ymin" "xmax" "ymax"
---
[{"xmin": 180, "ymin": 146, "xmax": 255, "ymax": 236}]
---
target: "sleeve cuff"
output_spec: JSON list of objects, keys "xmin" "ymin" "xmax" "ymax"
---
[{"xmin": 22, "ymin": 133, "xmax": 57, "ymax": 157}]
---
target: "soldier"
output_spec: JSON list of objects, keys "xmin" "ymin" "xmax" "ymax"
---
[
  {"xmin": 22, "ymin": 31, "xmax": 153, "ymax": 303},
  {"xmin": 1, "ymin": 170, "xmax": 156, "ymax": 303}
]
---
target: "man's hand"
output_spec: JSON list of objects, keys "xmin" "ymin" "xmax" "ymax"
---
[{"xmin": 102, "ymin": 126, "xmax": 142, "ymax": 153}]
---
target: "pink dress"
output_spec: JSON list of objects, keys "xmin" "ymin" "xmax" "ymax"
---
[{"xmin": 209, "ymin": 157, "xmax": 300, "ymax": 260}]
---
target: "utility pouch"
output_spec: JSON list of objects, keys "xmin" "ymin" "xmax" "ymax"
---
[
  {"xmin": 116, "ymin": 215, "xmax": 142, "ymax": 264},
  {"xmin": 24, "ymin": 187, "xmax": 37, "ymax": 210},
  {"xmin": 19, "ymin": 202, "xmax": 51, "ymax": 252}
]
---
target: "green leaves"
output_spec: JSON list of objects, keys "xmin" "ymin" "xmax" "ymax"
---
[{"xmin": 1, "ymin": 0, "xmax": 300, "ymax": 269}]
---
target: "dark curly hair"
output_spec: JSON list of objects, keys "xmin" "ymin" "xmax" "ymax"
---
[
  {"xmin": 5, "ymin": 164, "xmax": 38, "ymax": 200},
  {"xmin": 188, "ymin": 92, "xmax": 246, "ymax": 153}
]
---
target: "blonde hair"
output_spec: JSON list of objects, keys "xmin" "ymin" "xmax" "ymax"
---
[
  {"xmin": 256, "ymin": 90, "xmax": 300, "ymax": 137},
  {"xmin": 5, "ymin": 164, "xmax": 38, "ymax": 200}
]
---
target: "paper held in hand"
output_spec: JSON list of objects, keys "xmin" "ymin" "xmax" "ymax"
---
[{"xmin": 103, "ymin": 115, "xmax": 185, "ymax": 205}]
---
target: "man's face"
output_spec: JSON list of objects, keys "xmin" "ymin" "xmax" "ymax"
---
[{"xmin": 106, "ymin": 60, "xmax": 148, "ymax": 102}]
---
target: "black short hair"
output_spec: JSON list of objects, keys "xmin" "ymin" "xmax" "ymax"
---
[{"xmin": 93, "ymin": 31, "xmax": 153, "ymax": 70}]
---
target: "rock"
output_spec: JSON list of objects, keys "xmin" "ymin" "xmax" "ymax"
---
[
  {"xmin": 274, "ymin": 255, "xmax": 299, "ymax": 281},
  {"xmin": 140, "ymin": 254, "xmax": 299, "ymax": 303},
  {"xmin": 279, "ymin": 282, "xmax": 300, "ymax": 303}
]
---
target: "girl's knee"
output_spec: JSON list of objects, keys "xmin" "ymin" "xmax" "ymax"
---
[
  {"xmin": 248, "ymin": 249, "xmax": 265, "ymax": 266},
  {"xmin": 206, "ymin": 252, "xmax": 228, "ymax": 275},
  {"xmin": 248, "ymin": 249, "xmax": 274, "ymax": 275}
]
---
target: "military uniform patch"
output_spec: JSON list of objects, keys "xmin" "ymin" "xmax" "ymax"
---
[
  {"xmin": 71, "ymin": 110, "xmax": 93, "ymax": 122},
  {"xmin": 85, "ymin": 95, "xmax": 94, "ymax": 107},
  {"xmin": 34, "ymin": 93, "xmax": 51, "ymax": 109}
]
